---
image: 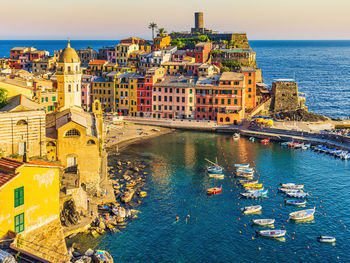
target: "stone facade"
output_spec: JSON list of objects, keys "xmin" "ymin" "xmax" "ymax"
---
[{"xmin": 272, "ymin": 81, "xmax": 304, "ymax": 113}]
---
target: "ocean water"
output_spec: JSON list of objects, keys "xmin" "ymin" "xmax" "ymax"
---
[
  {"xmin": 89, "ymin": 132, "xmax": 350, "ymax": 262},
  {"xmin": 1, "ymin": 40, "xmax": 350, "ymax": 118}
]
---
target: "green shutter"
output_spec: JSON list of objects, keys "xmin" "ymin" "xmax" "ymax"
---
[
  {"xmin": 52, "ymin": 96, "xmax": 56, "ymax": 101},
  {"xmin": 14, "ymin": 187, "xmax": 24, "ymax": 207},
  {"xmin": 15, "ymin": 213, "xmax": 25, "ymax": 233},
  {"xmin": 234, "ymin": 99, "xmax": 238, "ymax": 105}
]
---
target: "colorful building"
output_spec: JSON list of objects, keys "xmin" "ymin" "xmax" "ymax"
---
[
  {"xmin": 88, "ymin": 60, "xmax": 108, "ymax": 76},
  {"xmin": 195, "ymin": 72, "xmax": 245, "ymax": 124},
  {"xmin": 153, "ymin": 75, "xmax": 196, "ymax": 119},
  {"xmin": 91, "ymin": 77, "xmax": 114, "ymax": 112},
  {"xmin": 77, "ymin": 48, "xmax": 98, "ymax": 67},
  {"xmin": 153, "ymin": 35, "xmax": 171, "ymax": 51},
  {"xmin": 81, "ymin": 74, "xmax": 97, "ymax": 111},
  {"xmin": 240, "ymin": 67, "xmax": 257, "ymax": 110},
  {"xmin": 186, "ymin": 42, "xmax": 212, "ymax": 63},
  {"xmin": 115, "ymin": 43, "xmax": 139, "ymax": 65},
  {"xmin": 115, "ymin": 73, "xmax": 141, "ymax": 116}
]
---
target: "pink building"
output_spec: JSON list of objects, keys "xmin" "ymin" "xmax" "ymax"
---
[
  {"xmin": 107, "ymin": 49, "xmax": 116, "ymax": 63},
  {"xmin": 152, "ymin": 76, "xmax": 196, "ymax": 119},
  {"xmin": 81, "ymin": 74, "xmax": 97, "ymax": 111}
]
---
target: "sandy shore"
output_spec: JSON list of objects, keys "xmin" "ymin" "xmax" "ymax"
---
[{"xmin": 105, "ymin": 121, "xmax": 175, "ymax": 153}]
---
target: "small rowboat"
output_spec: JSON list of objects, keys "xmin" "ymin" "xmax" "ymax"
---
[
  {"xmin": 207, "ymin": 166, "xmax": 223, "ymax": 174},
  {"xmin": 241, "ymin": 205, "xmax": 262, "ymax": 214},
  {"xmin": 236, "ymin": 173, "xmax": 254, "ymax": 178},
  {"xmin": 289, "ymin": 208, "xmax": 315, "ymax": 221},
  {"xmin": 252, "ymin": 219, "xmax": 275, "ymax": 226},
  {"xmin": 206, "ymin": 186, "xmax": 222, "ymax": 195},
  {"xmin": 208, "ymin": 173, "xmax": 225, "ymax": 179},
  {"xmin": 237, "ymin": 167, "xmax": 254, "ymax": 173},
  {"xmin": 240, "ymin": 190, "xmax": 267, "ymax": 199},
  {"xmin": 278, "ymin": 188, "xmax": 304, "ymax": 194},
  {"xmin": 233, "ymin": 133, "xmax": 240, "ymax": 141},
  {"xmin": 285, "ymin": 200, "xmax": 307, "ymax": 206},
  {"xmin": 234, "ymin": 164, "xmax": 250, "ymax": 168},
  {"xmin": 280, "ymin": 183, "xmax": 304, "ymax": 189},
  {"xmin": 246, "ymin": 187, "xmax": 264, "ymax": 191},
  {"xmin": 247, "ymin": 189, "xmax": 267, "ymax": 194},
  {"xmin": 238, "ymin": 179, "xmax": 258, "ymax": 185},
  {"xmin": 243, "ymin": 183, "xmax": 262, "ymax": 189},
  {"xmin": 286, "ymin": 192, "xmax": 308, "ymax": 199},
  {"xmin": 256, "ymin": 229, "xmax": 286, "ymax": 238},
  {"xmin": 317, "ymin": 236, "xmax": 336, "ymax": 243},
  {"xmin": 261, "ymin": 139, "xmax": 270, "ymax": 145},
  {"xmin": 249, "ymin": 137, "xmax": 255, "ymax": 142}
]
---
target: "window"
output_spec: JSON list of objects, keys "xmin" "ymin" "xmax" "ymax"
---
[
  {"xmin": 170, "ymin": 96, "xmax": 173, "ymax": 102},
  {"xmin": 248, "ymin": 88, "xmax": 252, "ymax": 92},
  {"xmin": 76, "ymin": 85, "xmax": 79, "ymax": 92},
  {"xmin": 15, "ymin": 213, "xmax": 24, "ymax": 233},
  {"xmin": 182, "ymin": 89, "xmax": 185, "ymax": 94},
  {"xmin": 68, "ymin": 85, "xmax": 71, "ymax": 92},
  {"xmin": 164, "ymin": 96, "xmax": 167, "ymax": 102},
  {"xmin": 248, "ymin": 73, "xmax": 251, "ymax": 77},
  {"xmin": 45, "ymin": 97, "xmax": 48, "ymax": 102},
  {"xmin": 158, "ymin": 105, "xmax": 161, "ymax": 110},
  {"xmin": 177, "ymin": 97, "xmax": 180, "ymax": 102},
  {"xmin": 228, "ymin": 99, "xmax": 231, "ymax": 105},
  {"xmin": 41, "ymin": 98, "xmax": 44, "ymax": 102},
  {"xmin": 248, "ymin": 80, "xmax": 252, "ymax": 85},
  {"xmin": 197, "ymin": 98, "xmax": 200, "ymax": 104},
  {"xmin": 153, "ymin": 96, "xmax": 156, "ymax": 101},
  {"xmin": 215, "ymin": 99, "xmax": 218, "ymax": 104},
  {"xmin": 202, "ymin": 98, "xmax": 205, "ymax": 104},
  {"xmin": 182, "ymin": 106, "xmax": 185, "ymax": 111},
  {"xmin": 234, "ymin": 99, "xmax": 238, "ymax": 105},
  {"xmin": 87, "ymin": 139, "xmax": 96, "ymax": 145},
  {"xmin": 176, "ymin": 89, "xmax": 179, "ymax": 93},
  {"xmin": 177, "ymin": 106, "xmax": 180, "ymax": 110},
  {"xmin": 14, "ymin": 187, "xmax": 24, "ymax": 207},
  {"xmin": 221, "ymin": 99, "xmax": 225, "ymax": 104},
  {"xmin": 248, "ymin": 94, "xmax": 251, "ymax": 98},
  {"xmin": 64, "ymin": 129, "xmax": 80, "ymax": 137},
  {"xmin": 153, "ymin": 105, "xmax": 156, "ymax": 110},
  {"xmin": 182, "ymin": 97, "xmax": 185, "ymax": 103},
  {"xmin": 234, "ymin": 90, "xmax": 238, "ymax": 95},
  {"xmin": 169, "ymin": 106, "xmax": 173, "ymax": 110},
  {"xmin": 164, "ymin": 105, "xmax": 167, "ymax": 110},
  {"xmin": 189, "ymin": 97, "xmax": 193, "ymax": 103},
  {"xmin": 158, "ymin": 96, "xmax": 161, "ymax": 101},
  {"xmin": 190, "ymin": 89, "xmax": 193, "ymax": 94}
]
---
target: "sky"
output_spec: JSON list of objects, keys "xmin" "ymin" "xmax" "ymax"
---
[{"xmin": 1, "ymin": 0, "xmax": 350, "ymax": 40}]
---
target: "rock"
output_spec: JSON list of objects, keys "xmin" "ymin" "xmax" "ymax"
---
[
  {"xmin": 73, "ymin": 251, "xmax": 82, "ymax": 258},
  {"xmin": 117, "ymin": 161, "xmax": 122, "ymax": 166},
  {"xmin": 85, "ymin": 248, "xmax": 94, "ymax": 257},
  {"xmin": 116, "ymin": 217, "xmax": 124, "ymax": 223},
  {"xmin": 120, "ymin": 188, "xmax": 135, "ymax": 203},
  {"xmin": 82, "ymin": 256, "xmax": 92, "ymax": 263},
  {"xmin": 99, "ymin": 221, "xmax": 106, "ymax": 230},
  {"xmin": 133, "ymin": 167, "xmax": 139, "ymax": 172}
]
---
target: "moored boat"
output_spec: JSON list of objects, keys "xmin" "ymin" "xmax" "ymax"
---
[
  {"xmin": 285, "ymin": 200, "xmax": 307, "ymax": 206},
  {"xmin": 286, "ymin": 192, "xmax": 308, "ymax": 199},
  {"xmin": 241, "ymin": 205, "xmax": 262, "ymax": 214},
  {"xmin": 238, "ymin": 179, "xmax": 258, "ymax": 185},
  {"xmin": 206, "ymin": 186, "xmax": 222, "ymax": 195},
  {"xmin": 280, "ymin": 183, "xmax": 304, "ymax": 189},
  {"xmin": 317, "ymin": 236, "xmax": 336, "ymax": 243},
  {"xmin": 237, "ymin": 167, "xmax": 254, "ymax": 173},
  {"xmin": 256, "ymin": 229, "xmax": 286, "ymax": 238},
  {"xmin": 234, "ymin": 164, "xmax": 250, "ymax": 169},
  {"xmin": 207, "ymin": 166, "xmax": 223, "ymax": 174},
  {"xmin": 240, "ymin": 191, "xmax": 267, "ymax": 199},
  {"xmin": 289, "ymin": 208, "xmax": 315, "ymax": 221},
  {"xmin": 261, "ymin": 138, "xmax": 270, "ymax": 145},
  {"xmin": 252, "ymin": 219, "xmax": 275, "ymax": 226},
  {"xmin": 236, "ymin": 172, "xmax": 254, "ymax": 178},
  {"xmin": 243, "ymin": 183, "xmax": 262, "ymax": 189},
  {"xmin": 233, "ymin": 133, "xmax": 240, "ymax": 141},
  {"xmin": 278, "ymin": 188, "xmax": 304, "ymax": 194},
  {"xmin": 249, "ymin": 137, "xmax": 255, "ymax": 142},
  {"xmin": 208, "ymin": 173, "xmax": 225, "ymax": 179}
]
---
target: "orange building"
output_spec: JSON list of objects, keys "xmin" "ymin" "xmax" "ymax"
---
[
  {"xmin": 153, "ymin": 35, "xmax": 171, "ymax": 51},
  {"xmin": 240, "ymin": 67, "xmax": 256, "ymax": 110},
  {"xmin": 195, "ymin": 72, "xmax": 245, "ymax": 124}
]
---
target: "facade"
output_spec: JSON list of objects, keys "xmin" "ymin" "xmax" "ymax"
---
[
  {"xmin": 211, "ymin": 48, "xmax": 256, "ymax": 67},
  {"xmin": 0, "ymin": 157, "xmax": 61, "ymax": 238},
  {"xmin": 88, "ymin": 60, "xmax": 108, "ymax": 76},
  {"xmin": 186, "ymin": 42, "xmax": 212, "ymax": 63},
  {"xmin": 98, "ymin": 46, "xmax": 115, "ymax": 61},
  {"xmin": 81, "ymin": 74, "xmax": 96, "ymax": 111},
  {"xmin": 240, "ymin": 67, "xmax": 257, "ymax": 110},
  {"xmin": 153, "ymin": 35, "xmax": 171, "ymax": 51},
  {"xmin": 195, "ymin": 72, "xmax": 245, "ymax": 124},
  {"xmin": 91, "ymin": 77, "xmax": 114, "ymax": 112},
  {"xmin": 115, "ymin": 73, "xmax": 141, "ymax": 115},
  {"xmin": 153, "ymin": 76, "xmax": 196, "ymax": 119},
  {"xmin": 121, "ymin": 37, "xmax": 146, "ymax": 46},
  {"xmin": 115, "ymin": 43, "xmax": 139, "ymax": 65},
  {"xmin": 35, "ymin": 89, "xmax": 57, "ymax": 113},
  {"xmin": 0, "ymin": 80, "xmax": 33, "ymax": 99},
  {"xmin": 0, "ymin": 95, "xmax": 46, "ymax": 158},
  {"xmin": 76, "ymin": 48, "xmax": 98, "ymax": 67},
  {"xmin": 272, "ymin": 80, "xmax": 304, "ymax": 113},
  {"xmin": 32, "ymin": 56, "xmax": 57, "ymax": 74}
]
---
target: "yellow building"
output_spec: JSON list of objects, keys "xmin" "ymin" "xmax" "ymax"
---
[
  {"xmin": 91, "ymin": 77, "xmax": 114, "ymax": 112},
  {"xmin": 115, "ymin": 43, "xmax": 139, "ymax": 65},
  {"xmin": 0, "ymin": 80, "xmax": 32, "ymax": 99},
  {"xmin": 153, "ymin": 35, "xmax": 171, "ymax": 51},
  {"xmin": 115, "ymin": 73, "xmax": 141, "ymax": 116}
]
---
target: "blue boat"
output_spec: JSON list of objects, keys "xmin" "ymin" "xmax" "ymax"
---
[
  {"xmin": 285, "ymin": 200, "xmax": 307, "ymax": 206},
  {"xmin": 234, "ymin": 164, "xmax": 250, "ymax": 168},
  {"xmin": 286, "ymin": 192, "xmax": 308, "ymax": 199},
  {"xmin": 237, "ymin": 167, "xmax": 254, "ymax": 173},
  {"xmin": 207, "ymin": 166, "xmax": 223, "ymax": 174}
]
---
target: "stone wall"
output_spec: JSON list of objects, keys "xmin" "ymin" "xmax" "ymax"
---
[{"xmin": 272, "ymin": 81, "xmax": 300, "ymax": 113}]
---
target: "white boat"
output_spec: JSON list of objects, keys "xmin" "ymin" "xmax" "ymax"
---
[
  {"xmin": 317, "ymin": 236, "xmax": 336, "ymax": 243},
  {"xmin": 241, "ymin": 205, "xmax": 262, "ymax": 214},
  {"xmin": 280, "ymin": 183, "xmax": 304, "ymax": 189},
  {"xmin": 252, "ymin": 219, "xmax": 275, "ymax": 226},
  {"xmin": 285, "ymin": 200, "xmax": 307, "ymax": 206},
  {"xmin": 234, "ymin": 164, "xmax": 250, "ymax": 169},
  {"xmin": 238, "ymin": 179, "xmax": 258, "ymax": 185},
  {"xmin": 208, "ymin": 173, "xmax": 225, "ymax": 179},
  {"xmin": 207, "ymin": 166, "xmax": 223, "ymax": 174},
  {"xmin": 256, "ymin": 229, "xmax": 286, "ymax": 238},
  {"xmin": 237, "ymin": 167, "xmax": 254, "ymax": 173},
  {"xmin": 249, "ymin": 137, "xmax": 255, "ymax": 142},
  {"xmin": 278, "ymin": 188, "xmax": 303, "ymax": 194},
  {"xmin": 236, "ymin": 172, "xmax": 254, "ymax": 178},
  {"xmin": 112, "ymin": 206, "xmax": 126, "ymax": 218},
  {"xmin": 240, "ymin": 190, "xmax": 267, "ymax": 199},
  {"xmin": 233, "ymin": 133, "xmax": 240, "ymax": 141},
  {"xmin": 286, "ymin": 192, "xmax": 308, "ymax": 199},
  {"xmin": 289, "ymin": 208, "xmax": 315, "ymax": 221}
]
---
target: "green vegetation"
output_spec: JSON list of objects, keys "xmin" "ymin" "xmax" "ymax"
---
[
  {"xmin": 171, "ymin": 35, "xmax": 210, "ymax": 49},
  {"xmin": 148, "ymin": 22, "xmax": 157, "ymax": 40},
  {"xmin": 157, "ymin": 28, "xmax": 167, "ymax": 37},
  {"xmin": 222, "ymin": 61, "xmax": 241, "ymax": 69},
  {"xmin": 0, "ymin": 88, "xmax": 8, "ymax": 109}
]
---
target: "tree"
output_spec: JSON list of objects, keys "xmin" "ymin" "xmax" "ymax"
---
[
  {"xmin": 0, "ymin": 88, "xmax": 8, "ymax": 109},
  {"xmin": 157, "ymin": 28, "xmax": 167, "ymax": 37},
  {"xmin": 148, "ymin": 22, "xmax": 157, "ymax": 40}
]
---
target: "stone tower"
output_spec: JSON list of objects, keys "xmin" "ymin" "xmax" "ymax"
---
[
  {"xmin": 56, "ymin": 41, "xmax": 82, "ymax": 111},
  {"xmin": 272, "ymin": 80, "xmax": 304, "ymax": 113},
  {"xmin": 195, "ymin": 12, "xmax": 204, "ymax": 29}
]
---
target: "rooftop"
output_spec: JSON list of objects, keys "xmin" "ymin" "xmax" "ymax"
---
[
  {"xmin": 89, "ymin": 59, "xmax": 108, "ymax": 65},
  {"xmin": 0, "ymin": 171, "xmax": 17, "ymax": 188},
  {"xmin": 219, "ymin": 72, "xmax": 244, "ymax": 81},
  {"xmin": 154, "ymin": 75, "xmax": 197, "ymax": 88},
  {"xmin": 240, "ymin": 67, "xmax": 256, "ymax": 72},
  {"xmin": 0, "ymin": 94, "xmax": 43, "ymax": 112}
]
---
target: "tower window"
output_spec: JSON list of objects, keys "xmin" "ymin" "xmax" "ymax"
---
[
  {"xmin": 76, "ymin": 85, "xmax": 79, "ymax": 92},
  {"xmin": 68, "ymin": 85, "xmax": 71, "ymax": 92}
]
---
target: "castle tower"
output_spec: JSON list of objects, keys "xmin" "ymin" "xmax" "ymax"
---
[
  {"xmin": 195, "ymin": 12, "xmax": 204, "ymax": 29},
  {"xmin": 56, "ymin": 41, "xmax": 82, "ymax": 111}
]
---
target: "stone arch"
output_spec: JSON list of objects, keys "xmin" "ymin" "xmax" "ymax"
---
[
  {"xmin": 16, "ymin": 119, "xmax": 28, "ymax": 125},
  {"xmin": 87, "ymin": 139, "xmax": 96, "ymax": 145},
  {"xmin": 64, "ymin": 129, "xmax": 80, "ymax": 137}
]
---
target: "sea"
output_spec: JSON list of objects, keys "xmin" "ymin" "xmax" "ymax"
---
[
  {"xmin": 69, "ymin": 132, "xmax": 350, "ymax": 262},
  {"xmin": 1, "ymin": 40, "xmax": 350, "ymax": 119}
]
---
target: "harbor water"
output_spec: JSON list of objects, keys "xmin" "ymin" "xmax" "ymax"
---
[
  {"xmin": 93, "ymin": 131, "xmax": 350, "ymax": 262},
  {"xmin": 0, "ymin": 40, "xmax": 350, "ymax": 118}
]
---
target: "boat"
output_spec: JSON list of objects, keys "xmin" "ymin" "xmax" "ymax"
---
[
  {"xmin": 286, "ymin": 192, "xmax": 309, "ymax": 199},
  {"xmin": 237, "ymin": 167, "xmax": 254, "ymax": 173},
  {"xmin": 278, "ymin": 188, "xmax": 304, "ymax": 194},
  {"xmin": 234, "ymin": 164, "xmax": 250, "ymax": 169},
  {"xmin": 208, "ymin": 173, "xmax": 225, "ymax": 179},
  {"xmin": 317, "ymin": 236, "xmax": 336, "ymax": 243},
  {"xmin": 206, "ymin": 186, "xmax": 222, "ymax": 195},
  {"xmin": 245, "ymin": 187, "xmax": 264, "ymax": 191},
  {"xmin": 238, "ymin": 179, "xmax": 258, "ymax": 185},
  {"xmin": 285, "ymin": 200, "xmax": 307, "ymax": 206},
  {"xmin": 243, "ymin": 183, "xmax": 262, "ymax": 189},
  {"xmin": 249, "ymin": 137, "xmax": 255, "ymax": 142},
  {"xmin": 281, "ymin": 141, "xmax": 290, "ymax": 147},
  {"xmin": 207, "ymin": 166, "xmax": 223, "ymax": 174},
  {"xmin": 236, "ymin": 172, "xmax": 254, "ymax": 178},
  {"xmin": 247, "ymin": 189, "xmax": 267, "ymax": 194},
  {"xmin": 240, "ymin": 190, "xmax": 267, "ymax": 199},
  {"xmin": 289, "ymin": 208, "xmax": 315, "ymax": 221},
  {"xmin": 261, "ymin": 139, "xmax": 270, "ymax": 145},
  {"xmin": 233, "ymin": 133, "xmax": 240, "ymax": 141},
  {"xmin": 256, "ymin": 229, "xmax": 286, "ymax": 238},
  {"xmin": 93, "ymin": 250, "xmax": 113, "ymax": 263},
  {"xmin": 252, "ymin": 219, "xmax": 275, "ymax": 226},
  {"xmin": 241, "ymin": 205, "xmax": 262, "ymax": 214},
  {"xmin": 280, "ymin": 183, "xmax": 304, "ymax": 189}
]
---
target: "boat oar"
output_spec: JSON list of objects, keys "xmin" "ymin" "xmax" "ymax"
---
[{"xmin": 205, "ymin": 158, "xmax": 218, "ymax": 166}]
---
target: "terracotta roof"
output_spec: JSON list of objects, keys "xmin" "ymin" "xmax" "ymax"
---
[
  {"xmin": 0, "ymin": 157, "xmax": 61, "ymax": 173},
  {"xmin": 88, "ymin": 60, "xmax": 108, "ymax": 65},
  {"xmin": 0, "ymin": 171, "xmax": 18, "ymax": 188}
]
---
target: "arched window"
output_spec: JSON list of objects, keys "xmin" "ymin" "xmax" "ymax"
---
[
  {"xmin": 64, "ymin": 129, "xmax": 80, "ymax": 137},
  {"xmin": 220, "ymin": 117, "xmax": 223, "ymax": 122},
  {"xmin": 87, "ymin": 139, "xmax": 96, "ymax": 145},
  {"xmin": 76, "ymin": 66, "xmax": 78, "ymax": 71},
  {"xmin": 225, "ymin": 117, "xmax": 230, "ymax": 122},
  {"xmin": 47, "ymin": 142, "xmax": 56, "ymax": 147},
  {"xmin": 76, "ymin": 84, "xmax": 79, "ymax": 92},
  {"xmin": 68, "ymin": 66, "xmax": 71, "ymax": 72},
  {"xmin": 16, "ymin": 120, "xmax": 28, "ymax": 125},
  {"xmin": 68, "ymin": 84, "xmax": 71, "ymax": 92}
]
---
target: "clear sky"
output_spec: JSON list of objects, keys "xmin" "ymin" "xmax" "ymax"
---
[{"xmin": 2, "ymin": 0, "xmax": 350, "ymax": 40}]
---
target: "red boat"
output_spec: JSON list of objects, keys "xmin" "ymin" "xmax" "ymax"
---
[
  {"xmin": 206, "ymin": 186, "xmax": 222, "ymax": 195},
  {"xmin": 261, "ymin": 139, "xmax": 270, "ymax": 145}
]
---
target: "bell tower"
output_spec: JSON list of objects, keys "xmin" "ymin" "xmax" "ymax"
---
[{"xmin": 56, "ymin": 41, "xmax": 82, "ymax": 111}]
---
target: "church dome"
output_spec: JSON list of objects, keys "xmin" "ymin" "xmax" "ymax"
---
[{"xmin": 58, "ymin": 41, "xmax": 80, "ymax": 63}]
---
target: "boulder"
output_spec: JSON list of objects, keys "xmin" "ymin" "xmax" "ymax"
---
[
  {"xmin": 85, "ymin": 249, "xmax": 94, "ymax": 257},
  {"xmin": 120, "ymin": 189, "xmax": 135, "ymax": 203},
  {"xmin": 82, "ymin": 256, "xmax": 92, "ymax": 263},
  {"xmin": 72, "ymin": 251, "xmax": 82, "ymax": 258},
  {"xmin": 99, "ymin": 221, "xmax": 106, "ymax": 230}
]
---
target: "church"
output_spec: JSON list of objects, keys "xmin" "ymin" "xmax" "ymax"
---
[{"xmin": 46, "ymin": 41, "xmax": 104, "ymax": 195}]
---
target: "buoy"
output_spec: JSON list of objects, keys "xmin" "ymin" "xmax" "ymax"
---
[
  {"xmin": 310, "ymin": 193, "xmax": 313, "ymax": 196},
  {"xmin": 307, "ymin": 246, "xmax": 310, "ymax": 249},
  {"xmin": 239, "ymin": 231, "xmax": 242, "ymax": 234},
  {"xmin": 286, "ymin": 219, "xmax": 289, "ymax": 223},
  {"xmin": 273, "ymin": 249, "xmax": 276, "ymax": 252},
  {"xmin": 252, "ymin": 236, "xmax": 254, "ymax": 240},
  {"xmin": 280, "ymin": 204, "xmax": 282, "ymax": 207},
  {"xmin": 324, "ymin": 213, "xmax": 326, "ymax": 216},
  {"xmin": 244, "ymin": 224, "xmax": 246, "ymax": 227},
  {"xmin": 344, "ymin": 225, "xmax": 346, "ymax": 229},
  {"xmin": 320, "ymin": 200, "xmax": 323, "ymax": 203},
  {"xmin": 320, "ymin": 205, "xmax": 322, "ymax": 208},
  {"xmin": 315, "ymin": 254, "xmax": 317, "ymax": 257},
  {"xmin": 314, "ymin": 188, "xmax": 316, "ymax": 190},
  {"xmin": 340, "ymin": 220, "xmax": 342, "ymax": 223},
  {"xmin": 274, "ymin": 194, "xmax": 276, "ymax": 196},
  {"xmin": 258, "ymin": 247, "xmax": 261, "ymax": 251},
  {"xmin": 282, "ymin": 225, "xmax": 285, "ymax": 229},
  {"xmin": 267, "ymin": 197, "xmax": 269, "ymax": 199},
  {"xmin": 293, "ymin": 232, "xmax": 295, "ymax": 235},
  {"xmin": 272, "ymin": 190, "xmax": 274, "ymax": 193},
  {"xmin": 238, "ymin": 218, "xmax": 241, "ymax": 221},
  {"xmin": 292, "ymin": 237, "xmax": 294, "ymax": 240},
  {"xmin": 280, "ymin": 214, "xmax": 282, "ymax": 217}
]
